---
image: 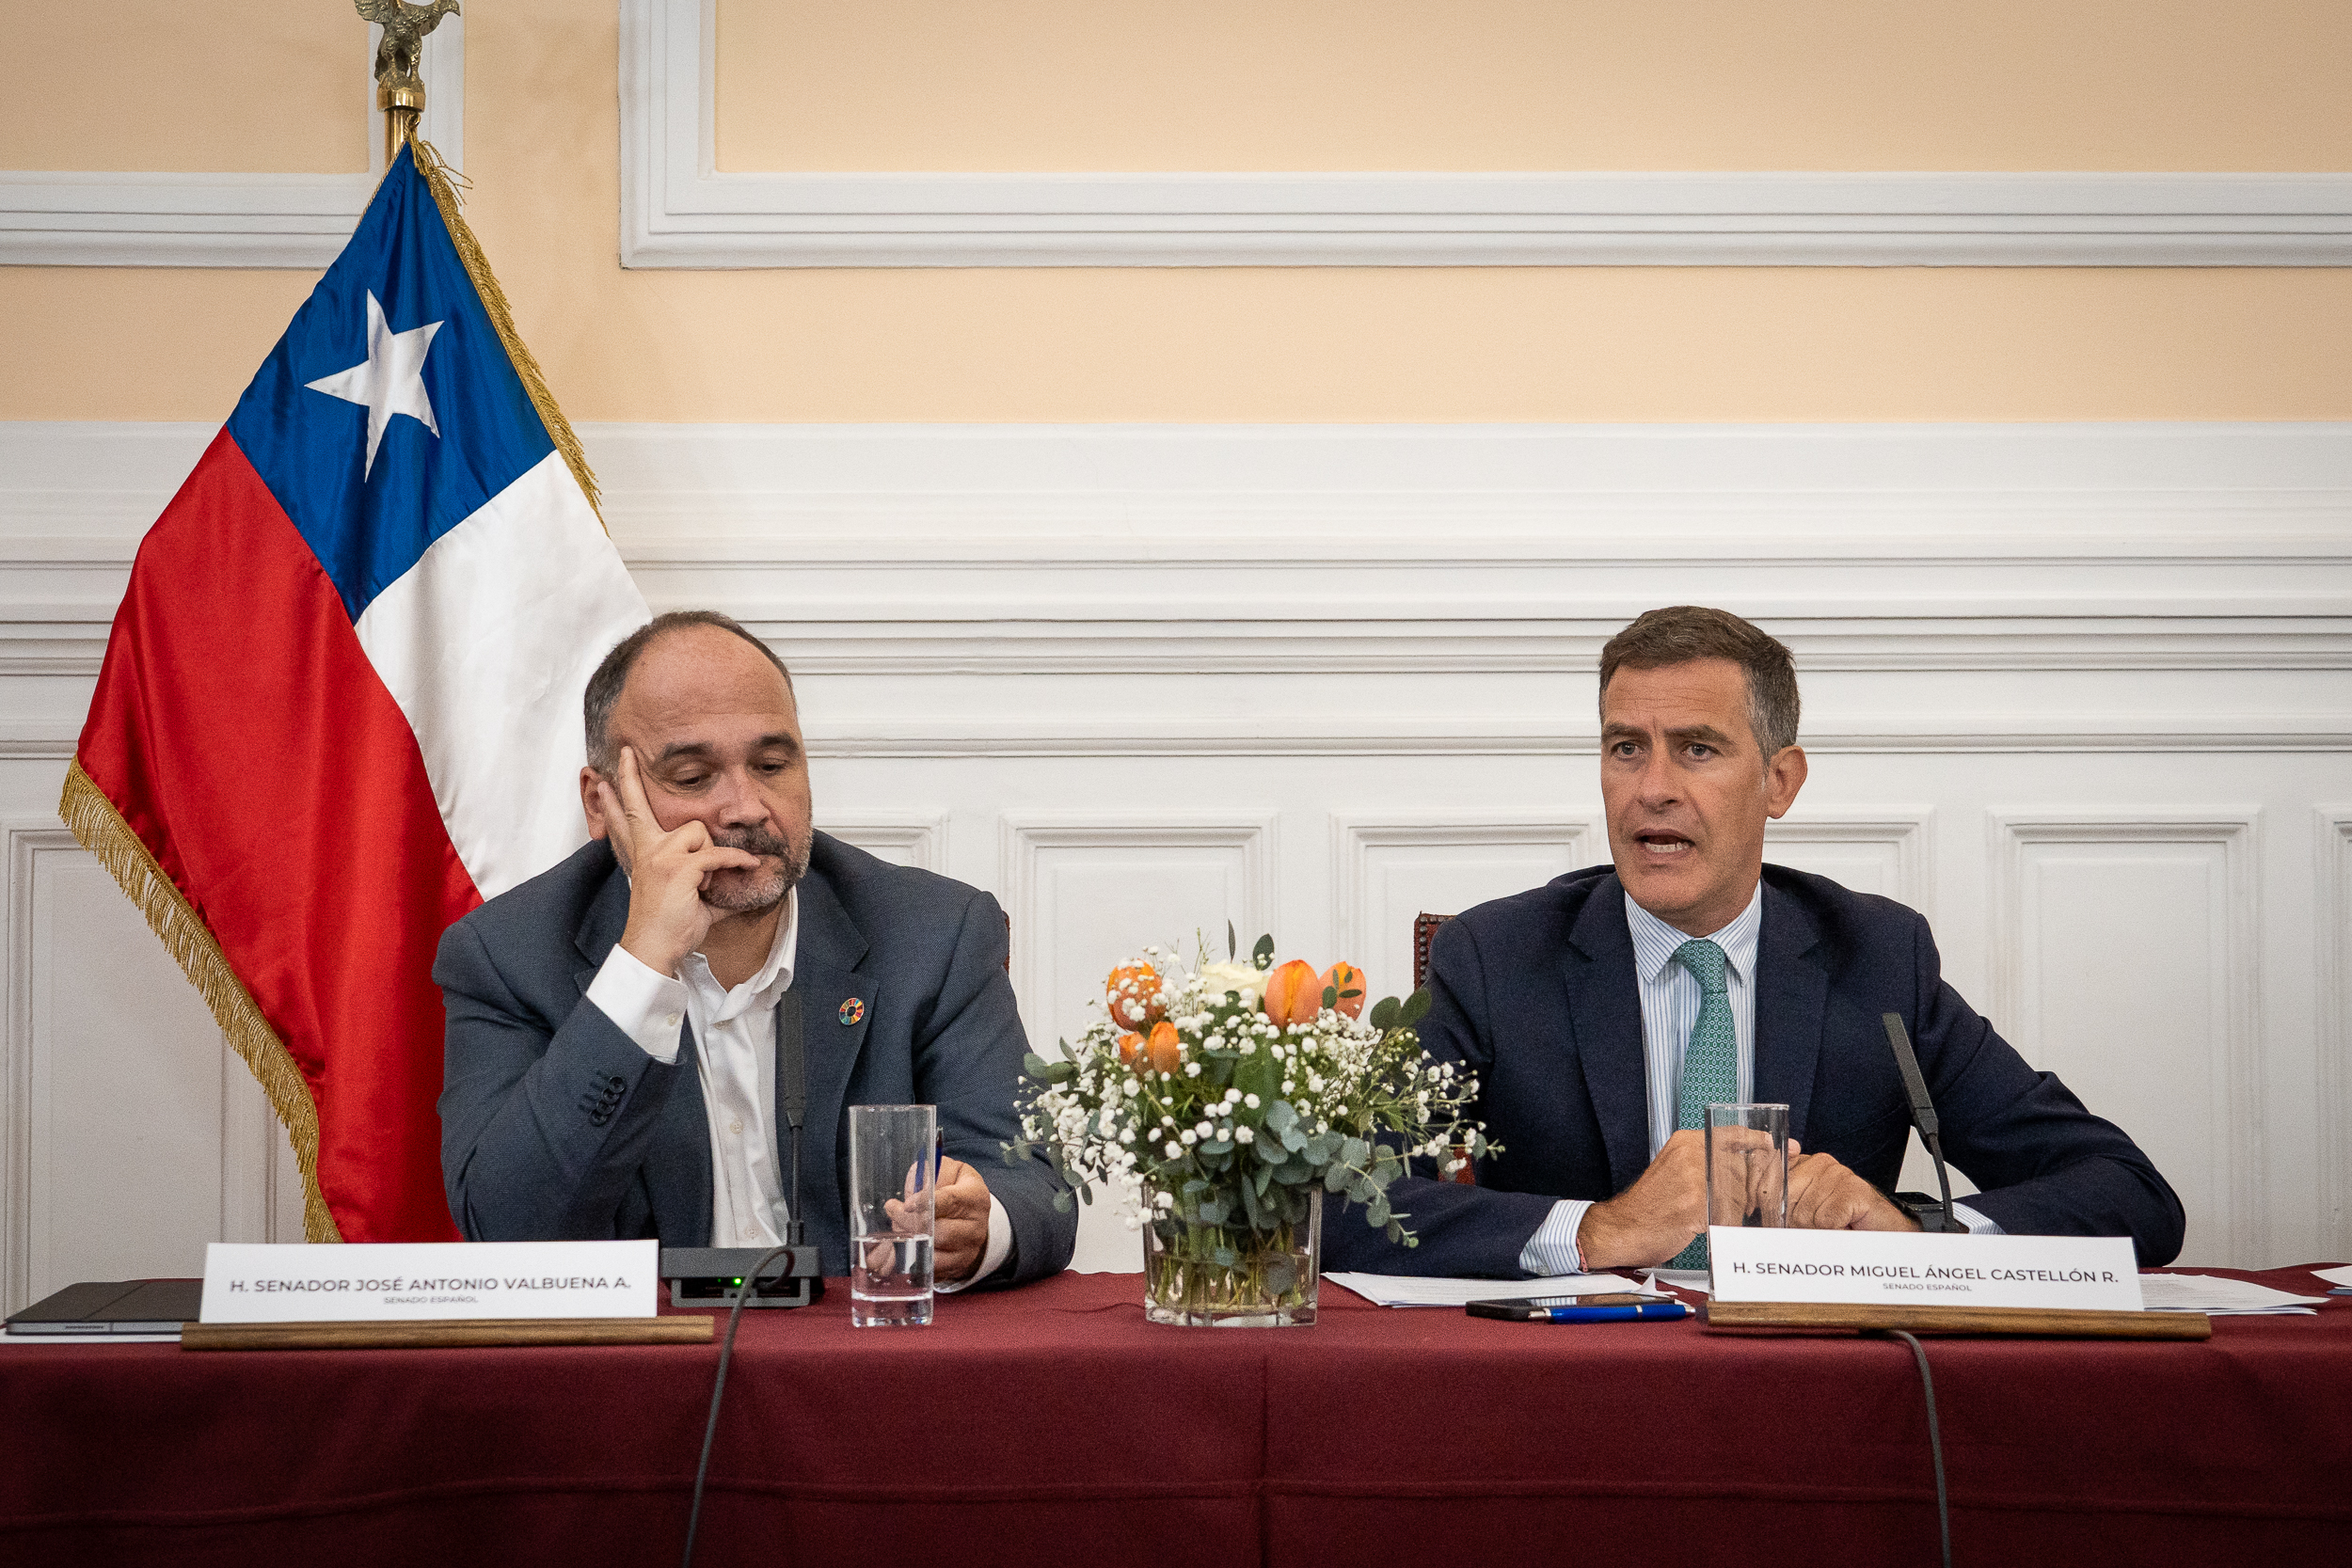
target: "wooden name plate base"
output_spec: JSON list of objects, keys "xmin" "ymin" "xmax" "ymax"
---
[
  {"xmin": 1700, "ymin": 1301, "xmax": 2212, "ymax": 1340},
  {"xmin": 180, "ymin": 1317, "xmax": 716, "ymax": 1352}
]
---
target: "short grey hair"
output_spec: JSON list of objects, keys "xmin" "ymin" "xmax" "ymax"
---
[
  {"xmin": 582, "ymin": 610, "xmax": 795, "ymax": 774},
  {"xmin": 1597, "ymin": 606, "xmax": 1800, "ymax": 756}
]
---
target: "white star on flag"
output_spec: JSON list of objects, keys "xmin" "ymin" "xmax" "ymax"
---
[{"xmin": 304, "ymin": 291, "xmax": 444, "ymax": 480}]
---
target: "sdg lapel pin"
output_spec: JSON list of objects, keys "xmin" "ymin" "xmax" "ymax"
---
[{"xmin": 838, "ymin": 998, "xmax": 866, "ymax": 1027}]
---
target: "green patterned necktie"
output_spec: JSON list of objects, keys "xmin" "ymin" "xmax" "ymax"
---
[{"xmin": 1667, "ymin": 938, "xmax": 1735, "ymax": 1270}]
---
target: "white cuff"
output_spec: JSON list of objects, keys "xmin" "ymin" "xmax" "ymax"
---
[
  {"xmin": 1518, "ymin": 1198, "xmax": 1597, "ymax": 1276},
  {"xmin": 1949, "ymin": 1200, "xmax": 2004, "ymax": 1236},
  {"xmin": 934, "ymin": 1194, "xmax": 1015, "ymax": 1292},
  {"xmin": 584, "ymin": 945, "xmax": 690, "ymax": 1066}
]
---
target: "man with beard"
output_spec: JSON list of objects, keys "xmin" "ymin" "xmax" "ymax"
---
[{"xmin": 436, "ymin": 611, "xmax": 1074, "ymax": 1286}]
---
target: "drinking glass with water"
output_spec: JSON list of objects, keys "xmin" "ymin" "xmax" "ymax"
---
[{"xmin": 847, "ymin": 1104, "xmax": 936, "ymax": 1327}]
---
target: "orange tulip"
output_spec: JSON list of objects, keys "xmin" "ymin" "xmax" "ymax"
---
[
  {"xmin": 1146, "ymin": 1020, "xmax": 1183, "ymax": 1074},
  {"xmin": 1104, "ymin": 963, "xmax": 1165, "ymax": 1029},
  {"xmin": 1116, "ymin": 1031, "xmax": 1145, "ymax": 1067},
  {"xmin": 1263, "ymin": 958, "xmax": 1324, "ymax": 1028},
  {"xmin": 1321, "ymin": 961, "xmax": 1367, "ymax": 1020}
]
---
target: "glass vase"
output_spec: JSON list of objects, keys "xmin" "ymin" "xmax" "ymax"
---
[{"xmin": 1141, "ymin": 1183, "xmax": 1322, "ymax": 1326}]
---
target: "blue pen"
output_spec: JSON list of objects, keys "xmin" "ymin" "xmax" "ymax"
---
[{"xmin": 1466, "ymin": 1297, "xmax": 1691, "ymax": 1323}]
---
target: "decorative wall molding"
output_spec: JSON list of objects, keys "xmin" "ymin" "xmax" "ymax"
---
[
  {"xmin": 821, "ymin": 813, "xmax": 948, "ymax": 874},
  {"xmin": 1988, "ymin": 811, "xmax": 2264, "ymax": 1262},
  {"xmin": 6, "ymin": 421, "xmax": 2349, "ymax": 705},
  {"xmin": 0, "ymin": 21, "xmax": 462, "ymax": 269},
  {"xmin": 997, "ymin": 812, "xmax": 1279, "ymax": 1045},
  {"xmin": 2319, "ymin": 809, "xmax": 2352, "ymax": 1258},
  {"xmin": 621, "ymin": 0, "xmax": 2352, "ymax": 269},
  {"xmin": 1, "ymin": 822, "xmax": 74, "ymax": 1313},
  {"xmin": 1329, "ymin": 816, "xmax": 1597, "ymax": 977},
  {"xmin": 1765, "ymin": 811, "xmax": 1934, "ymax": 914}
]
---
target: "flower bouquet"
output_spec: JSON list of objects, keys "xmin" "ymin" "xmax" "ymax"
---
[{"xmin": 1008, "ymin": 931, "xmax": 1493, "ymax": 1326}]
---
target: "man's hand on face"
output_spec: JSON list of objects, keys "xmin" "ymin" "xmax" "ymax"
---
[
  {"xmin": 595, "ymin": 745, "xmax": 762, "ymax": 978},
  {"xmin": 1786, "ymin": 1148, "xmax": 1919, "ymax": 1233},
  {"xmin": 1575, "ymin": 1129, "xmax": 1708, "ymax": 1270}
]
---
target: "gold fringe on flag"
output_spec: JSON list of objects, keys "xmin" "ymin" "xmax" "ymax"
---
[
  {"xmin": 407, "ymin": 134, "xmax": 605, "ymax": 525},
  {"xmin": 58, "ymin": 760, "xmax": 343, "ymax": 1244}
]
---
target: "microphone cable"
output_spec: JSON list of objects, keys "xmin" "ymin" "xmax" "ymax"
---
[
  {"xmin": 680, "ymin": 1242, "xmax": 796, "ymax": 1568},
  {"xmin": 1868, "ymin": 1328, "xmax": 1952, "ymax": 1568}
]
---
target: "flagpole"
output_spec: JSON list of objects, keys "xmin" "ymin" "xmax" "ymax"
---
[{"xmin": 363, "ymin": 0, "xmax": 459, "ymax": 166}]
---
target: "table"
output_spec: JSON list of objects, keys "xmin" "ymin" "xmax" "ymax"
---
[{"xmin": 3, "ymin": 1264, "xmax": 2346, "ymax": 1566}]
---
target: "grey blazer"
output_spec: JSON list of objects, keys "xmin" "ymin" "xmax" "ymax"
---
[{"xmin": 434, "ymin": 832, "xmax": 1074, "ymax": 1283}]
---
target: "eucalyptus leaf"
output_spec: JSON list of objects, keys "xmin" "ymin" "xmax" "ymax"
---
[
  {"xmin": 1366, "ymin": 1191, "xmax": 1391, "ymax": 1227},
  {"xmin": 1400, "ymin": 988, "xmax": 1432, "ymax": 1026},
  {"xmin": 1263, "ymin": 1255, "xmax": 1296, "ymax": 1295},
  {"xmin": 1341, "ymin": 1136, "xmax": 1370, "ymax": 1168},
  {"xmin": 1227, "ymin": 919, "xmax": 1238, "ymax": 960},
  {"xmin": 1236, "ymin": 1047, "xmax": 1281, "ymax": 1105},
  {"xmin": 1023, "ymin": 1052, "xmax": 1052, "ymax": 1080},
  {"xmin": 1324, "ymin": 1164, "xmax": 1351, "ymax": 1193},
  {"xmin": 1197, "ymin": 1196, "xmax": 1228, "ymax": 1226},
  {"xmin": 1052, "ymin": 1190, "xmax": 1073, "ymax": 1213},
  {"xmin": 1369, "ymin": 997, "xmax": 1401, "ymax": 1030},
  {"xmin": 1264, "ymin": 1100, "xmax": 1299, "ymax": 1136},
  {"xmin": 1252, "ymin": 934, "xmax": 1275, "ymax": 971}
]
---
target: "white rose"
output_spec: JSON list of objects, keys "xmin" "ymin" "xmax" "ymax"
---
[{"xmin": 1197, "ymin": 960, "xmax": 1270, "ymax": 1008}]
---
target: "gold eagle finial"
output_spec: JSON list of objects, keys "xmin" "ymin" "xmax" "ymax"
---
[{"xmin": 358, "ymin": 0, "xmax": 461, "ymax": 94}]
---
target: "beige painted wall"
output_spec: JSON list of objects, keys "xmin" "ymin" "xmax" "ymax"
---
[
  {"xmin": 719, "ymin": 0, "xmax": 2352, "ymax": 173},
  {"xmin": 4, "ymin": 0, "xmax": 2348, "ymax": 422}
]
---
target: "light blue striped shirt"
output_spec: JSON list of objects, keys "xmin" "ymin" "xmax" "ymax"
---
[{"xmin": 1518, "ymin": 880, "xmax": 1993, "ymax": 1275}]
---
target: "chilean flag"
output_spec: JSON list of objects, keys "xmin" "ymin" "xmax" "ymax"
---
[{"xmin": 64, "ymin": 145, "xmax": 648, "ymax": 1243}]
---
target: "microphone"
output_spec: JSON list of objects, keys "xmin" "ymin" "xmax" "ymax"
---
[
  {"xmin": 1881, "ymin": 1013, "xmax": 1959, "ymax": 1233},
  {"xmin": 661, "ymin": 992, "xmax": 824, "ymax": 1307}
]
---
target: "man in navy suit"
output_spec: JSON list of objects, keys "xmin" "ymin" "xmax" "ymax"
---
[
  {"xmin": 436, "ymin": 610, "xmax": 1074, "ymax": 1284},
  {"xmin": 1326, "ymin": 605, "xmax": 2183, "ymax": 1277}
]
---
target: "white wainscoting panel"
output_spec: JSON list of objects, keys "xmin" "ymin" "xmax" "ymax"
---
[
  {"xmin": 620, "ymin": 0, "xmax": 2352, "ymax": 268},
  {"xmin": 821, "ymin": 813, "xmax": 947, "ymax": 873},
  {"xmin": 2320, "ymin": 810, "xmax": 2352, "ymax": 1258},
  {"xmin": 999, "ymin": 812, "xmax": 1276, "ymax": 1271},
  {"xmin": 1991, "ymin": 814, "xmax": 2262, "ymax": 1267},
  {"xmin": 9, "ymin": 821, "xmax": 225, "ymax": 1308},
  {"xmin": 2, "ymin": 420, "xmax": 2346, "ymax": 1297},
  {"xmin": 1765, "ymin": 812, "xmax": 1933, "ymax": 911},
  {"xmin": 1330, "ymin": 816, "xmax": 1595, "ymax": 998}
]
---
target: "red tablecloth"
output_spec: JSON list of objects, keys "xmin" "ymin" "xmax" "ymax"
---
[{"xmin": 3, "ymin": 1264, "xmax": 2346, "ymax": 1566}]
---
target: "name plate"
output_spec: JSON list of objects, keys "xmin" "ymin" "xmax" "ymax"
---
[
  {"xmin": 1708, "ymin": 1228, "xmax": 2143, "ymax": 1311},
  {"xmin": 200, "ymin": 1241, "xmax": 658, "ymax": 1323}
]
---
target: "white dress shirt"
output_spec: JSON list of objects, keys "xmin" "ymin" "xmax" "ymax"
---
[
  {"xmin": 584, "ymin": 884, "xmax": 1010, "ymax": 1285},
  {"xmin": 1518, "ymin": 881, "xmax": 1996, "ymax": 1275}
]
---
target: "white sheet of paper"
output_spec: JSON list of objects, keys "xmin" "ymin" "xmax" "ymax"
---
[
  {"xmin": 2137, "ymin": 1273, "xmax": 2327, "ymax": 1315},
  {"xmin": 1645, "ymin": 1268, "xmax": 1711, "ymax": 1296},
  {"xmin": 1325, "ymin": 1271, "xmax": 1647, "ymax": 1307},
  {"xmin": 2311, "ymin": 1264, "xmax": 2352, "ymax": 1288}
]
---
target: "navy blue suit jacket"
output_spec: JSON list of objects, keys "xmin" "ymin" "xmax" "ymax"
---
[
  {"xmin": 1323, "ymin": 863, "xmax": 2185, "ymax": 1275},
  {"xmin": 434, "ymin": 832, "xmax": 1075, "ymax": 1283}
]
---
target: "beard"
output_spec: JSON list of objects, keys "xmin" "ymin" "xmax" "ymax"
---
[{"xmin": 701, "ymin": 823, "xmax": 811, "ymax": 913}]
